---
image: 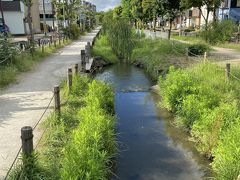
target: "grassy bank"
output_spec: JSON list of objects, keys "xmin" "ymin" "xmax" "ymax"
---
[
  {"xmin": 0, "ymin": 40, "xmax": 71, "ymax": 89},
  {"xmin": 131, "ymin": 38, "xmax": 189, "ymax": 81},
  {"xmin": 159, "ymin": 62, "xmax": 240, "ymax": 179},
  {"xmin": 92, "ymin": 35, "xmax": 118, "ymax": 64},
  {"xmin": 9, "ymin": 76, "xmax": 116, "ymax": 179},
  {"xmin": 172, "ymin": 35, "xmax": 240, "ymax": 51}
]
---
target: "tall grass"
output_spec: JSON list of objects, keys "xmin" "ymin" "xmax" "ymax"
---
[
  {"xmin": 0, "ymin": 40, "xmax": 71, "ymax": 89},
  {"xmin": 131, "ymin": 38, "xmax": 188, "ymax": 81},
  {"xmin": 92, "ymin": 35, "xmax": 118, "ymax": 64},
  {"xmin": 102, "ymin": 11, "xmax": 135, "ymax": 60},
  {"xmin": 159, "ymin": 62, "xmax": 240, "ymax": 179},
  {"xmin": 61, "ymin": 80, "xmax": 116, "ymax": 179},
  {"xmin": 9, "ymin": 75, "xmax": 116, "ymax": 179}
]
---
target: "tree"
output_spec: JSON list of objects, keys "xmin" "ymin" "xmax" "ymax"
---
[
  {"xmin": 162, "ymin": 0, "xmax": 182, "ymax": 39},
  {"xmin": 22, "ymin": 0, "xmax": 34, "ymax": 48},
  {"xmin": 142, "ymin": 0, "xmax": 158, "ymax": 30},
  {"xmin": 121, "ymin": 0, "xmax": 132, "ymax": 19},
  {"xmin": 130, "ymin": 0, "xmax": 144, "ymax": 29}
]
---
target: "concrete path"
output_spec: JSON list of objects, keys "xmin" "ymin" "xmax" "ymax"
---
[{"xmin": 0, "ymin": 29, "xmax": 100, "ymax": 179}]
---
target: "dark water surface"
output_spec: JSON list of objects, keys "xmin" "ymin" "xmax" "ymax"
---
[{"xmin": 95, "ymin": 63, "xmax": 210, "ymax": 180}]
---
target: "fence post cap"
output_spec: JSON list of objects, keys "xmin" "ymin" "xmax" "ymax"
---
[
  {"xmin": 68, "ymin": 68, "xmax": 72, "ymax": 73},
  {"xmin": 54, "ymin": 85, "xmax": 60, "ymax": 91},
  {"xmin": 21, "ymin": 126, "xmax": 33, "ymax": 139}
]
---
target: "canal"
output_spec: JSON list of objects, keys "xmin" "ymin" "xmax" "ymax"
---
[{"xmin": 96, "ymin": 63, "xmax": 210, "ymax": 180}]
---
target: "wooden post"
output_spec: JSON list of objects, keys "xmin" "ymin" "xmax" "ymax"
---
[
  {"xmin": 68, "ymin": 68, "xmax": 72, "ymax": 90},
  {"xmin": 226, "ymin": 63, "xmax": 231, "ymax": 81},
  {"xmin": 59, "ymin": 36, "xmax": 61, "ymax": 46},
  {"xmin": 42, "ymin": 44, "xmax": 44, "ymax": 53},
  {"xmin": 74, "ymin": 64, "xmax": 79, "ymax": 75},
  {"xmin": 81, "ymin": 50, "xmax": 86, "ymax": 72},
  {"xmin": 54, "ymin": 40, "xmax": 56, "ymax": 47},
  {"xmin": 186, "ymin": 48, "xmax": 189, "ymax": 61},
  {"xmin": 54, "ymin": 85, "xmax": 60, "ymax": 114},
  {"xmin": 38, "ymin": 39, "xmax": 41, "ymax": 48},
  {"xmin": 204, "ymin": 52, "xmax": 207, "ymax": 62},
  {"xmin": 21, "ymin": 126, "xmax": 33, "ymax": 156}
]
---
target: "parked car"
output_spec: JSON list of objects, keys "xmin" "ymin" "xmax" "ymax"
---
[{"xmin": 0, "ymin": 24, "xmax": 10, "ymax": 33}]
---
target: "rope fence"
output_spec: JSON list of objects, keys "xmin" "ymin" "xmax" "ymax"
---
[
  {"xmin": 0, "ymin": 34, "xmax": 68, "ymax": 66},
  {"xmin": 3, "ymin": 39, "xmax": 95, "ymax": 179}
]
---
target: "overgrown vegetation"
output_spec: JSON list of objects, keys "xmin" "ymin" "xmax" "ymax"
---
[
  {"xmin": 102, "ymin": 11, "xmax": 136, "ymax": 60},
  {"xmin": 9, "ymin": 76, "xmax": 116, "ymax": 179},
  {"xmin": 188, "ymin": 44, "xmax": 209, "ymax": 56},
  {"xmin": 159, "ymin": 62, "xmax": 240, "ymax": 179},
  {"xmin": 92, "ymin": 35, "xmax": 118, "ymax": 64},
  {"xmin": 0, "ymin": 38, "xmax": 71, "ymax": 89},
  {"xmin": 200, "ymin": 20, "xmax": 238, "ymax": 44},
  {"xmin": 131, "ymin": 38, "xmax": 188, "ymax": 80}
]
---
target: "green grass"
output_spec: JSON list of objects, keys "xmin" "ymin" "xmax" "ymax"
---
[
  {"xmin": 0, "ymin": 40, "xmax": 72, "ymax": 89},
  {"xmin": 172, "ymin": 35, "xmax": 240, "ymax": 51},
  {"xmin": 131, "ymin": 38, "xmax": 189, "ymax": 81},
  {"xmin": 172, "ymin": 35, "xmax": 205, "ymax": 44},
  {"xmin": 159, "ymin": 62, "xmax": 240, "ymax": 179},
  {"xmin": 9, "ymin": 75, "xmax": 116, "ymax": 179},
  {"xmin": 92, "ymin": 35, "xmax": 118, "ymax": 64}
]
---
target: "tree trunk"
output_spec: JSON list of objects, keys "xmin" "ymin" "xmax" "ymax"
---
[
  {"xmin": 27, "ymin": 5, "xmax": 34, "ymax": 49},
  {"xmin": 168, "ymin": 20, "xmax": 172, "ymax": 40}
]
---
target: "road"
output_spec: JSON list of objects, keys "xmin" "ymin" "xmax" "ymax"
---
[{"xmin": 0, "ymin": 28, "xmax": 99, "ymax": 179}]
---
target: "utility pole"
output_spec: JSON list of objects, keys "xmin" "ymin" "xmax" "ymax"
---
[{"xmin": 0, "ymin": 0, "xmax": 6, "ymax": 27}]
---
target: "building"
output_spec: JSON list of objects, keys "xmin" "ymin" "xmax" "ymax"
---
[
  {"xmin": 1, "ymin": 0, "xmax": 26, "ymax": 34},
  {"xmin": 1, "ymin": 0, "xmax": 41, "ymax": 35},
  {"xmin": 218, "ymin": 0, "xmax": 240, "ymax": 22},
  {"xmin": 38, "ymin": 0, "xmax": 55, "ymax": 31}
]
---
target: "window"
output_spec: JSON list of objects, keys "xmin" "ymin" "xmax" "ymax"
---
[
  {"xmin": 231, "ymin": 0, "xmax": 240, "ymax": 7},
  {"xmin": 237, "ymin": 0, "xmax": 240, "ymax": 6}
]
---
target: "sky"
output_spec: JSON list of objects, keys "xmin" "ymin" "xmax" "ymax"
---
[{"xmin": 88, "ymin": 0, "xmax": 121, "ymax": 11}]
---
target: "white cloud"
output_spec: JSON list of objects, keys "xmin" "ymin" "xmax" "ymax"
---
[{"xmin": 88, "ymin": 0, "xmax": 121, "ymax": 11}]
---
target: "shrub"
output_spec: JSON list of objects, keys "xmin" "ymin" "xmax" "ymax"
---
[
  {"xmin": 0, "ymin": 34, "xmax": 18, "ymax": 65},
  {"xmin": 61, "ymin": 80, "xmax": 116, "ymax": 179},
  {"xmin": 70, "ymin": 24, "xmax": 81, "ymax": 39},
  {"xmin": 191, "ymin": 102, "xmax": 239, "ymax": 157},
  {"xmin": 102, "ymin": 12, "xmax": 135, "ymax": 60},
  {"xmin": 159, "ymin": 62, "xmax": 240, "ymax": 178},
  {"xmin": 188, "ymin": 44, "xmax": 209, "ymax": 56},
  {"xmin": 132, "ymin": 38, "xmax": 187, "ymax": 80},
  {"xmin": 200, "ymin": 20, "xmax": 237, "ymax": 44},
  {"xmin": 159, "ymin": 66, "xmax": 194, "ymax": 112},
  {"xmin": 212, "ymin": 119, "xmax": 240, "ymax": 180},
  {"xmin": 92, "ymin": 35, "xmax": 118, "ymax": 63}
]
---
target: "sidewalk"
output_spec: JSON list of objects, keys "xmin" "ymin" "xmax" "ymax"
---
[{"xmin": 0, "ymin": 29, "xmax": 99, "ymax": 179}]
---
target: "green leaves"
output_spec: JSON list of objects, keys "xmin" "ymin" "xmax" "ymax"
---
[
  {"xmin": 61, "ymin": 79, "xmax": 116, "ymax": 179},
  {"xmin": 159, "ymin": 62, "xmax": 240, "ymax": 179}
]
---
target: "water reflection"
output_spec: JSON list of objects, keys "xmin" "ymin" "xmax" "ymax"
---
[{"xmin": 95, "ymin": 63, "xmax": 211, "ymax": 180}]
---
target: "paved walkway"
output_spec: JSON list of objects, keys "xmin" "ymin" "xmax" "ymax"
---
[{"xmin": 0, "ymin": 29, "xmax": 99, "ymax": 179}]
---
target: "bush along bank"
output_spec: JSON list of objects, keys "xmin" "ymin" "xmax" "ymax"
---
[
  {"xmin": 159, "ymin": 62, "xmax": 240, "ymax": 179},
  {"xmin": 92, "ymin": 35, "xmax": 118, "ymax": 64},
  {"xmin": 131, "ymin": 38, "xmax": 188, "ymax": 81},
  {"xmin": 9, "ymin": 75, "xmax": 116, "ymax": 180}
]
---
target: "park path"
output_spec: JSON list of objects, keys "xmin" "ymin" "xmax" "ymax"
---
[
  {"xmin": 145, "ymin": 30, "xmax": 240, "ymax": 66},
  {"xmin": 0, "ymin": 28, "xmax": 99, "ymax": 179}
]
